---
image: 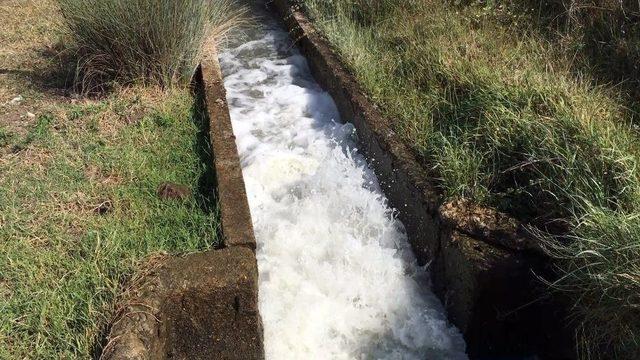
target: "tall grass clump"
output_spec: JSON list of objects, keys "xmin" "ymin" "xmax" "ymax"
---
[
  {"xmin": 57, "ymin": 0, "xmax": 245, "ymax": 90},
  {"xmin": 541, "ymin": 207, "xmax": 640, "ymax": 358},
  {"xmin": 301, "ymin": 0, "xmax": 640, "ymax": 357}
]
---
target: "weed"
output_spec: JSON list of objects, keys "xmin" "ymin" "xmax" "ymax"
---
[{"xmin": 0, "ymin": 128, "xmax": 14, "ymax": 147}]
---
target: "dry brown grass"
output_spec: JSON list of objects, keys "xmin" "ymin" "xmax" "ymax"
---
[
  {"xmin": 0, "ymin": 0, "xmax": 64, "ymax": 95},
  {"xmin": 0, "ymin": 0, "xmax": 69, "ymax": 146}
]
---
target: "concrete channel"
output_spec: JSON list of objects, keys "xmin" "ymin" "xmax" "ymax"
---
[
  {"xmin": 219, "ymin": 3, "xmax": 465, "ymax": 359},
  {"xmin": 101, "ymin": 1, "xmax": 575, "ymax": 358}
]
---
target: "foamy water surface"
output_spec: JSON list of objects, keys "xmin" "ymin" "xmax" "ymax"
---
[{"xmin": 219, "ymin": 5, "xmax": 467, "ymax": 359}]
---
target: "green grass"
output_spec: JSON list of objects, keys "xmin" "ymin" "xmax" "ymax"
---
[
  {"xmin": 300, "ymin": 0, "xmax": 640, "ymax": 357},
  {"xmin": 0, "ymin": 89, "xmax": 218, "ymax": 358},
  {"xmin": 0, "ymin": 127, "xmax": 14, "ymax": 147},
  {"xmin": 537, "ymin": 0, "xmax": 640, "ymax": 101},
  {"xmin": 57, "ymin": 0, "xmax": 245, "ymax": 90}
]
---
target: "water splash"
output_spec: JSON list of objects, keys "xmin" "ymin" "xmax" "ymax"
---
[{"xmin": 219, "ymin": 6, "xmax": 467, "ymax": 359}]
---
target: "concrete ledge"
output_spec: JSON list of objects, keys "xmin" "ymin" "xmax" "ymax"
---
[
  {"xmin": 100, "ymin": 46, "xmax": 264, "ymax": 359},
  {"xmin": 200, "ymin": 42, "xmax": 257, "ymax": 250},
  {"xmin": 160, "ymin": 248, "xmax": 262, "ymax": 359},
  {"xmin": 101, "ymin": 248, "xmax": 263, "ymax": 360},
  {"xmin": 269, "ymin": 1, "xmax": 573, "ymax": 357}
]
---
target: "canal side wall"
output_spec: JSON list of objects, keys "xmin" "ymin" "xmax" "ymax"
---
[
  {"xmin": 100, "ymin": 45, "xmax": 264, "ymax": 360},
  {"xmin": 268, "ymin": 1, "xmax": 573, "ymax": 358}
]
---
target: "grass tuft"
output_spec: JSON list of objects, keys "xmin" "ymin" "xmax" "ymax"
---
[
  {"xmin": 540, "ymin": 206, "xmax": 640, "ymax": 358},
  {"xmin": 56, "ymin": 0, "xmax": 245, "ymax": 90}
]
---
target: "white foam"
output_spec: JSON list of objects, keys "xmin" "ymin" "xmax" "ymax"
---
[{"xmin": 220, "ymin": 14, "xmax": 467, "ymax": 360}]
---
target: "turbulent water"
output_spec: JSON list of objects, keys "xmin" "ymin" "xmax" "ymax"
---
[{"xmin": 219, "ymin": 5, "xmax": 467, "ymax": 359}]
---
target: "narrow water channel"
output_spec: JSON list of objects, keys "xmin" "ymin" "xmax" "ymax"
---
[{"xmin": 219, "ymin": 4, "xmax": 467, "ymax": 359}]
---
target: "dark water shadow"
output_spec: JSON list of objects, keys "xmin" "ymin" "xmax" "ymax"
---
[{"xmin": 90, "ymin": 325, "xmax": 110, "ymax": 360}]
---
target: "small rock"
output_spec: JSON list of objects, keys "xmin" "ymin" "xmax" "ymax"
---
[
  {"xmin": 157, "ymin": 182, "xmax": 191, "ymax": 201},
  {"xmin": 10, "ymin": 95, "xmax": 24, "ymax": 105},
  {"xmin": 26, "ymin": 112, "xmax": 36, "ymax": 119},
  {"xmin": 93, "ymin": 200, "xmax": 113, "ymax": 215}
]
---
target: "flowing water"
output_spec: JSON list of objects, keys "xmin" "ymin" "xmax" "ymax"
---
[{"xmin": 219, "ymin": 4, "xmax": 467, "ymax": 359}]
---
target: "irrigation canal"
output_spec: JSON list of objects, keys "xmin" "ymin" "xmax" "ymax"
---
[{"xmin": 219, "ymin": 3, "xmax": 468, "ymax": 358}]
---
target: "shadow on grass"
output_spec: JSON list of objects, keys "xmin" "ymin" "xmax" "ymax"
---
[
  {"xmin": 192, "ymin": 86, "xmax": 218, "ymax": 217},
  {"xmin": 91, "ymin": 325, "xmax": 111, "ymax": 360},
  {"xmin": 88, "ymin": 86, "xmax": 222, "ymax": 360},
  {"xmin": 488, "ymin": 0, "xmax": 640, "ymax": 117},
  {"xmin": 0, "ymin": 43, "xmax": 78, "ymax": 96}
]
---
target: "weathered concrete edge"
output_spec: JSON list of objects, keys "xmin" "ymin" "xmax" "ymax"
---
[
  {"xmin": 99, "ymin": 45, "xmax": 264, "ymax": 359},
  {"xmin": 268, "ymin": 1, "xmax": 573, "ymax": 358},
  {"xmin": 200, "ymin": 43, "xmax": 257, "ymax": 250}
]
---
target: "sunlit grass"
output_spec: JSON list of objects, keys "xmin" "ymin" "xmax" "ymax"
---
[{"xmin": 0, "ymin": 89, "xmax": 218, "ymax": 358}]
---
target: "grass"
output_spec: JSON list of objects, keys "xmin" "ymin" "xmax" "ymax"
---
[
  {"xmin": 57, "ymin": 0, "xmax": 245, "ymax": 90},
  {"xmin": 300, "ymin": 0, "xmax": 640, "ymax": 357},
  {"xmin": 0, "ymin": 89, "xmax": 218, "ymax": 358},
  {"xmin": 0, "ymin": 0, "xmax": 237, "ymax": 357},
  {"xmin": 540, "ymin": 0, "xmax": 640, "ymax": 102}
]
